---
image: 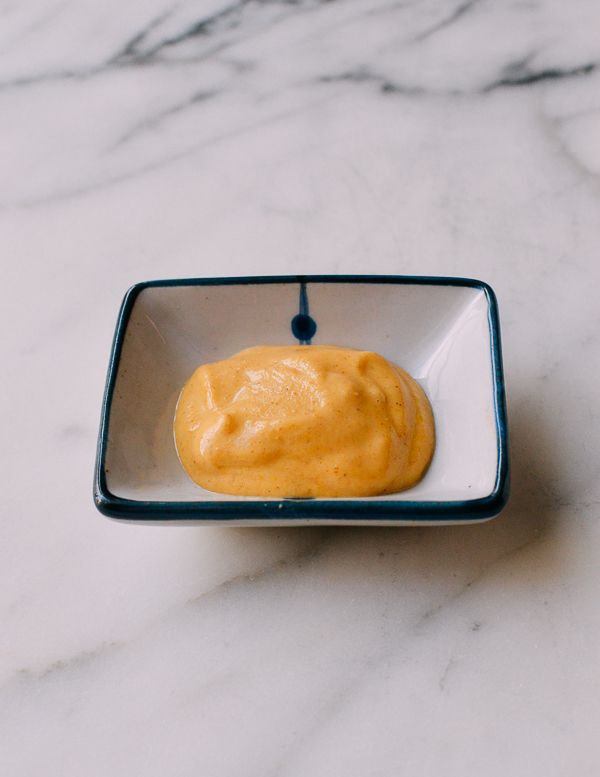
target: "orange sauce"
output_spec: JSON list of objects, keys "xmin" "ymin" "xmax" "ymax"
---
[{"xmin": 174, "ymin": 345, "xmax": 435, "ymax": 497}]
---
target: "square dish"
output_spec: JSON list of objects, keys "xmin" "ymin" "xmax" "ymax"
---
[{"xmin": 94, "ymin": 275, "xmax": 509, "ymax": 525}]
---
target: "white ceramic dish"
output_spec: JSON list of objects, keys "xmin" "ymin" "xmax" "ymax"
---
[{"xmin": 94, "ymin": 275, "xmax": 509, "ymax": 525}]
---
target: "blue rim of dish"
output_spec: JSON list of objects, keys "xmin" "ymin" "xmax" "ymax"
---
[{"xmin": 94, "ymin": 275, "xmax": 509, "ymax": 523}]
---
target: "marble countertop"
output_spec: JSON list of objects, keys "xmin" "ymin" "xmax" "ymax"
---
[{"xmin": 2, "ymin": 1, "xmax": 600, "ymax": 774}]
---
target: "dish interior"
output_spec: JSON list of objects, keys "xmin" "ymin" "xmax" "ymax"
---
[{"xmin": 104, "ymin": 281, "xmax": 498, "ymax": 503}]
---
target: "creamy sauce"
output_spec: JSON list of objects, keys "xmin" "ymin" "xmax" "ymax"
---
[{"xmin": 174, "ymin": 345, "xmax": 435, "ymax": 498}]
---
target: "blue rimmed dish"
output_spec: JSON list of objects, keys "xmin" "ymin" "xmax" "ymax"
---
[{"xmin": 94, "ymin": 275, "xmax": 509, "ymax": 525}]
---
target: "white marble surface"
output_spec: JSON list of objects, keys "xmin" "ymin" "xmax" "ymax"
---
[{"xmin": 1, "ymin": 0, "xmax": 600, "ymax": 774}]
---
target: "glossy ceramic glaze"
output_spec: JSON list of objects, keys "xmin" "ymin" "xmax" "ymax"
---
[{"xmin": 94, "ymin": 276, "xmax": 508, "ymax": 524}]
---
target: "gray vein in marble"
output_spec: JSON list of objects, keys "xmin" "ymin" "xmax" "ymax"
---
[
  {"xmin": 438, "ymin": 656, "xmax": 456, "ymax": 691},
  {"xmin": 184, "ymin": 532, "xmax": 327, "ymax": 609},
  {"xmin": 259, "ymin": 528, "xmax": 549, "ymax": 775},
  {"xmin": 0, "ymin": 1, "xmax": 246, "ymax": 90},
  {"xmin": 111, "ymin": 0, "xmax": 329, "ymax": 66},
  {"xmin": 4, "ymin": 532, "xmax": 328, "ymax": 689},
  {"xmin": 421, "ymin": 531, "xmax": 546, "ymax": 630},
  {"xmin": 0, "ymin": 66, "xmax": 96, "ymax": 91},
  {"xmin": 13, "ymin": 641, "xmax": 122, "ymax": 684},
  {"xmin": 412, "ymin": 0, "xmax": 478, "ymax": 43},
  {"xmin": 133, "ymin": 0, "xmax": 247, "ymax": 60},
  {"xmin": 6, "ymin": 142, "xmax": 199, "ymax": 209},
  {"xmin": 319, "ymin": 57, "xmax": 599, "ymax": 99},
  {"xmin": 109, "ymin": 7, "xmax": 178, "ymax": 64},
  {"xmin": 111, "ymin": 89, "xmax": 217, "ymax": 148},
  {"xmin": 319, "ymin": 68, "xmax": 425, "ymax": 96},
  {"xmin": 538, "ymin": 104, "xmax": 600, "ymax": 186},
  {"xmin": 484, "ymin": 59, "xmax": 598, "ymax": 92},
  {"xmin": 9, "ymin": 92, "xmax": 334, "ymax": 209},
  {"xmin": 0, "ymin": 0, "xmax": 598, "ymax": 106}
]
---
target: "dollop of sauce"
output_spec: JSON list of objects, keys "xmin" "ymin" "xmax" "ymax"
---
[{"xmin": 174, "ymin": 345, "xmax": 435, "ymax": 498}]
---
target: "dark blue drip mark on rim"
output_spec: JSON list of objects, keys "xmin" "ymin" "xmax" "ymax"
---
[{"xmin": 291, "ymin": 281, "xmax": 317, "ymax": 344}]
